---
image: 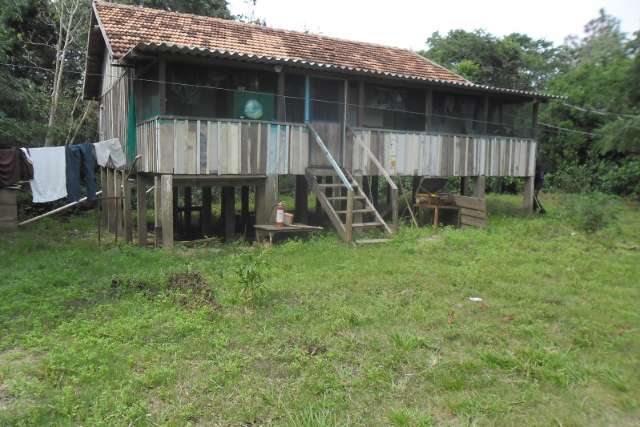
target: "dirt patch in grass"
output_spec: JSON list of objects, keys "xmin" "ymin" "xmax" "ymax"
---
[
  {"xmin": 167, "ymin": 271, "xmax": 220, "ymax": 309},
  {"xmin": 0, "ymin": 348, "xmax": 39, "ymax": 411}
]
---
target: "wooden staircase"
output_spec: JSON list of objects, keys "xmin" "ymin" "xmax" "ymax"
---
[{"xmin": 306, "ymin": 125, "xmax": 395, "ymax": 245}]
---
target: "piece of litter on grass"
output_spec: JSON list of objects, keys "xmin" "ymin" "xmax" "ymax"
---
[{"xmin": 469, "ymin": 297, "xmax": 483, "ymax": 302}]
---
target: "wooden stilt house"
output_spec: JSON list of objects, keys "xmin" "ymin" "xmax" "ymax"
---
[{"xmin": 83, "ymin": 1, "xmax": 555, "ymax": 247}]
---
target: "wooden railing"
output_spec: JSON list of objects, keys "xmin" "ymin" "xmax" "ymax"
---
[
  {"xmin": 348, "ymin": 127, "xmax": 399, "ymax": 232},
  {"xmin": 308, "ymin": 124, "xmax": 354, "ymax": 243}
]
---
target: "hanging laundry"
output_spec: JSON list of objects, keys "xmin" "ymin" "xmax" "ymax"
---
[
  {"xmin": 0, "ymin": 148, "xmax": 33, "ymax": 187},
  {"xmin": 29, "ymin": 147, "xmax": 67, "ymax": 203},
  {"xmin": 94, "ymin": 138, "xmax": 126, "ymax": 168},
  {"xmin": 66, "ymin": 143, "xmax": 97, "ymax": 203}
]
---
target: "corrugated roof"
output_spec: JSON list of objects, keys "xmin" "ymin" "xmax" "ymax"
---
[{"xmin": 89, "ymin": 1, "xmax": 559, "ymax": 100}]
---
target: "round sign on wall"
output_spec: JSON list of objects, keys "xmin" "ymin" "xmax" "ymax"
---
[{"xmin": 244, "ymin": 99, "xmax": 264, "ymax": 119}]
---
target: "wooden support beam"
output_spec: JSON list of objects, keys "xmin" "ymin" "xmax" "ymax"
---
[
  {"xmin": 154, "ymin": 175, "xmax": 162, "ymax": 246},
  {"xmin": 425, "ymin": 87, "xmax": 433, "ymax": 132},
  {"xmin": 100, "ymin": 168, "xmax": 107, "ymax": 228},
  {"xmin": 532, "ymin": 100, "xmax": 539, "ymax": 139},
  {"xmin": 158, "ymin": 59, "xmax": 167, "ymax": 115},
  {"xmin": 277, "ymin": 71, "xmax": 286, "ymax": 121},
  {"xmin": 304, "ymin": 75, "xmax": 311, "ymax": 123},
  {"xmin": 482, "ymin": 96, "xmax": 489, "ymax": 135},
  {"xmin": 106, "ymin": 168, "xmax": 114, "ymax": 233},
  {"xmin": 201, "ymin": 186, "xmax": 212, "ymax": 235},
  {"xmin": 295, "ymin": 175, "xmax": 309, "ymax": 224},
  {"xmin": 412, "ymin": 176, "xmax": 421, "ymax": 204},
  {"xmin": 114, "ymin": 170, "xmax": 123, "ymax": 238},
  {"xmin": 173, "ymin": 186, "xmax": 179, "ymax": 233},
  {"xmin": 473, "ymin": 176, "xmax": 486, "ymax": 198},
  {"xmin": 523, "ymin": 176, "xmax": 534, "ymax": 214},
  {"xmin": 371, "ymin": 176, "xmax": 379, "ymax": 208},
  {"xmin": 184, "ymin": 186, "xmax": 192, "ymax": 234},
  {"xmin": 460, "ymin": 177, "xmax": 469, "ymax": 196},
  {"xmin": 256, "ymin": 175, "xmax": 278, "ymax": 225},
  {"xmin": 241, "ymin": 185, "xmax": 250, "ymax": 233},
  {"xmin": 137, "ymin": 174, "xmax": 147, "ymax": 247},
  {"xmin": 123, "ymin": 170, "xmax": 132, "ymax": 243},
  {"xmin": 222, "ymin": 186, "xmax": 236, "ymax": 241},
  {"xmin": 357, "ymin": 81, "xmax": 366, "ymax": 127},
  {"xmin": 160, "ymin": 175, "xmax": 174, "ymax": 249}
]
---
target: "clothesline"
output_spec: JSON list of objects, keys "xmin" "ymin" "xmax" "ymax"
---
[{"xmin": 0, "ymin": 138, "xmax": 126, "ymax": 204}]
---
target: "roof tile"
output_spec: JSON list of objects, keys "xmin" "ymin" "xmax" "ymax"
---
[{"xmin": 94, "ymin": 1, "xmax": 468, "ymax": 84}]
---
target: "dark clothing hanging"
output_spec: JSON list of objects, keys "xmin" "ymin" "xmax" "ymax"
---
[
  {"xmin": 0, "ymin": 148, "xmax": 33, "ymax": 187},
  {"xmin": 66, "ymin": 143, "xmax": 97, "ymax": 202}
]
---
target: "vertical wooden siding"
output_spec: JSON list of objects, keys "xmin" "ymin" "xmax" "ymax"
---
[
  {"xmin": 350, "ymin": 128, "xmax": 536, "ymax": 177},
  {"xmin": 137, "ymin": 118, "xmax": 310, "ymax": 175}
]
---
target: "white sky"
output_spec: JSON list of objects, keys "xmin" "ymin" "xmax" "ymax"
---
[{"xmin": 228, "ymin": 0, "xmax": 640, "ymax": 50}]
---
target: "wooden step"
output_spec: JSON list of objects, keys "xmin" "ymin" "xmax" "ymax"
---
[
  {"xmin": 355, "ymin": 238, "xmax": 392, "ymax": 245},
  {"xmin": 307, "ymin": 167, "xmax": 336, "ymax": 176},
  {"xmin": 326, "ymin": 195, "xmax": 365, "ymax": 201},
  {"xmin": 318, "ymin": 183, "xmax": 347, "ymax": 188},
  {"xmin": 352, "ymin": 221, "xmax": 384, "ymax": 229},
  {"xmin": 335, "ymin": 208, "xmax": 374, "ymax": 214}
]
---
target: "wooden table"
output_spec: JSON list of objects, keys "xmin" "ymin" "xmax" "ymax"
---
[
  {"xmin": 254, "ymin": 224, "xmax": 323, "ymax": 245},
  {"xmin": 416, "ymin": 204, "xmax": 460, "ymax": 228}
]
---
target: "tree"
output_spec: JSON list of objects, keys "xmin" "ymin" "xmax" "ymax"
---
[{"xmin": 420, "ymin": 30, "xmax": 565, "ymax": 90}]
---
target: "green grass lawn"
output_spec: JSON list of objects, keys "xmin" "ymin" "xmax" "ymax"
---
[{"xmin": 1, "ymin": 194, "xmax": 639, "ymax": 426}]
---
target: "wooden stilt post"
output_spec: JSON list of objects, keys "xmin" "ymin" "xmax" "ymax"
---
[
  {"xmin": 412, "ymin": 176, "xmax": 421, "ymax": 205},
  {"xmin": 154, "ymin": 175, "xmax": 162, "ymax": 246},
  {"xmin": 115, "ymin": 170, "xmax": 124, "ymax": 239},
  {"xmin": 160, "ymin": 175, "xmax": 173, "ymax": 249},
  {"xmin": 460, "ymin": 177, "xmax": 469, "ymax": 196},
  {"xmin": 137, "ymin": 174, "xmax": 147, "ymax": 247},
  {"xmin": 222, "ymin": 186, "xmax": 236, "ymax": 241},
  {"xmin": 241, "ymin": 185, "xmax": 250, "ymax": 233},
  {"xmin": 100, "ymin": 167, "xmax": 107, "ymax": 228},
  {"xmin": 371, "ymin": 176, "xmax": 379, "ymax": 208},
  {"xmin": 173, "ymin": 186, "xmax": 179, "ymax": 234},
  {"xmin": 256, "ymin": 175, "xmax": 278, "ymax": 225},
  {"xmin": 184, "ymin": 186, "xmax": 192, "ymax": 235},
  {"xmin": 523, "ymin": 176, "xmax": 534, "ymax": 214},
  {"xmin": 106, "ymin": 168, "xmax": 114, "ymax": 233},
  {"xmin": 123, "ymin": 170, "xmax": 132, "ymax": 243},
  {"xmin": 295, "ymin": 175, "xmax": 309, "ymax": 224},
  {"xmin": 201, "ymin": 186, "xmax": 212, "ymax": 236},
  {"xmin": 474, "ymin": 176, "xmax": 486, "ymax": 198}
]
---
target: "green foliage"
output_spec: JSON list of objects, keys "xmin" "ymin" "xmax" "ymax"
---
[
  {"xmin": 421, "ymin": 29, "xmax": 565, "ymax": 89},
  {"xmin": 117, "ymin": 0, "xmax": 231, "ymax": 18},
  {"xmin": 561, "ymin": 192, "xmax": 620, "ymax": 233},
  {"xmin": 235, "ymin": 252, "xmax": 267, "ymax": 304}
]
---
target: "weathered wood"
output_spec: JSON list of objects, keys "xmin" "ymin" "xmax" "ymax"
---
[
  {"xmin": 474, "ymin": 176, "xmax": 486, "ymax": 198},
  {"xmin": 241, "ymin": 185, "xmax": 250, "ymax": 233},
  {"xmin": 184, "ymin": 186, "xmax": 192, "ymax": 233},
  {"xmin": 160, "ymin": 175, "xmax": 173, "ymax": 249},
  {"xmin": 123, "ymin": 170, "xmax": 133, "ymax": 243},
  {"xmin": 222, "ymin": 186, "xmax": 236, "ymax": 241},
  {"xmin": 371, "ymin": 176, "xmax": 379, "ymax": 207},
  {"xmin": 100, "ymin": 168, "xmax": 107, "ymax": 228},
  {"xmin": 201, "ymin": 186, "xmax": 212, "ymax": 235},
  {"xmin": 0, "ymin": 189, "xmax": 17, "ymax": 231},
  {"xmin": 523, "ymin": 176, "xmax": 534, "ymax": 214},
  {"xmin": 277, "ymin": 72, "xmax": 285, "ymax": 120},
  {"xmin": 136, "ymin": 174, "xmax": 147, "ymax": 247},
  {"xmin": 452, "ymin": 195, "xmax": 486, "ymax": 211},
  {"xmin": 154, "ymin": 175, "xmax": 162, "ymax": 246},
  {"xmin": 345, "ymin": 189, "xmax": 353, "ymax": 244},
  {"xmin": 460, "ymin": 214, "xmax": 486, "ymax": 229},
  {"xmin": 106, "ymin": 168, "xmax": 115, "ymax": 233},
  {"xmin": 459, "ymin": 207, "xmax": 486, "ymax": 219},
  {"xmin": 295, "ymin": 175, "xmax": 309, "ymax": 224}
]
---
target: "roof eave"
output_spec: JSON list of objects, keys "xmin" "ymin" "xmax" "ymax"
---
[{"xmin": 122, "ymin": 42, "xmax": 562, "ymax": 101}]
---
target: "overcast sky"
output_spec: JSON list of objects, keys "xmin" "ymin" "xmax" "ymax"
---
[{"xmin": 228, "ymin": 0, "xmax": 640, "ymax": 50}]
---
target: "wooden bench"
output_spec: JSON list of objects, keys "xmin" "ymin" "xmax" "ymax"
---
[{"xmin": 254, "ymin": 224, "xmax": 323, "ymax": 245}]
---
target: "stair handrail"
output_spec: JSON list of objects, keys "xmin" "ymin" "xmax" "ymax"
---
[
  {"xmin": 347, "ymin": 127, "xmax": 399, "ymax": 231},
  {"xmin": 308, "ymin": 124, "xmax": 353, "ymax": 192}
]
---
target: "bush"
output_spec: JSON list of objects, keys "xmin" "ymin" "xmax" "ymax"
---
[
  {"xmin": 545, "ymin": 163, "xmax": 593, "ymax": 193},
  {"xmin": 563, "ymin": 192, "xmax": 619, "ymax": 233},
  {"xmin": 235, "ymin": 252, "xmax": 267, "ymax": 304},
  {"xmin": 596, "ymin": 159, "xmax": 640, "ymax": 199}
]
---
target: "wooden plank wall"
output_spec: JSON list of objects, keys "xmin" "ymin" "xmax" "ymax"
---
[
  {"xmin": 98, "ymin": 52, "xmax": 128, "ymax": 161},
  {"xmin": 350, "ymin": 128, "xmax": 536, "ymax": 177},
  {"xmin": 137, "ymin": 118, "xmax": 310, "ymax": 175}
]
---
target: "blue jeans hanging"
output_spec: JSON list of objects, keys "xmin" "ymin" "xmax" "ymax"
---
[{"xmin": 66, "ymin": 143, "xmax": 97, "ymax": 202}]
